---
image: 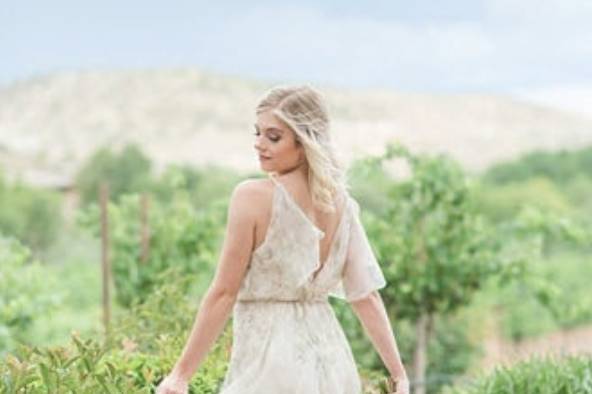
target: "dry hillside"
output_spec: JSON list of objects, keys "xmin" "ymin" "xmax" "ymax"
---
[{"xmin": 1, "ymin": 68, "xmax": 591, "ymax": 188}]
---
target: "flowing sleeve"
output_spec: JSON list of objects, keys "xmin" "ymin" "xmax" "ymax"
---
[{"xmin": 329, "ymin": 196, "xmax": 387, "ymax": 302}]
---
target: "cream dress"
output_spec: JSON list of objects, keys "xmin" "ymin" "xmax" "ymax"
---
[{"xmin": 219, "ymin": 174, "xmax": 387, "ymax": 394}]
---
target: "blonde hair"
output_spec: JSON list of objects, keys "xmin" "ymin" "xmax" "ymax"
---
[{"xmin": 255, "ymin": 84, "xmax": 349, "ymax": 213}]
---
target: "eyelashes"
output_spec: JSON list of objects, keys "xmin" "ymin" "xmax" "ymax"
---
[{"xmin": 253, "ymin": 131, "xmax": 280, "ymax": 142}]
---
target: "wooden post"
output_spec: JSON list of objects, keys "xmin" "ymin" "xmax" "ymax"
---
[
  {"xmin": 100, "ymin": 182, "xmax": 111, "ymax": 341},
  {"xmin": 140, "ymin": 193, "xmax": 150, "ymax": 264}
]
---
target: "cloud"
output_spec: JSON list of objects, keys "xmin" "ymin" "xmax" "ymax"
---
[
  {"xmin": 484, "ymin": 0, "xmax": 592, "ymax": 27},
  {"xmin": 197, "ymin": 4, "xmax": 497, "ymax": 90},
  {"xmin": 1, "ymin": 1, "xmax": 590, "ymax": 92},
  {"xmin": 193, "ymin": 2, "xmax": 590, "ymax": 91}
]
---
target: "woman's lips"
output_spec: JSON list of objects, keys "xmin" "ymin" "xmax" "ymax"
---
[{"xmin": 259, "ymin": 155, "xmax": 271, "ymax": 161}]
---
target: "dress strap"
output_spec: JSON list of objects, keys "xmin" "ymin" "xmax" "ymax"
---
[{"xmin": 268, "ymin": 173, "xmax": 280, "ymax": 186}]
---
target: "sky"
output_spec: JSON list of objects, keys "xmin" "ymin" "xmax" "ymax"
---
[{"xmin": 1, "ymin": 0, "xmax": 591, "ymax": 116}]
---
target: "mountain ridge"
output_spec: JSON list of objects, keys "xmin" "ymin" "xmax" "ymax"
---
[{"xmin": 1, "ymin": 68, "xmax": 591, "ymax": 188}]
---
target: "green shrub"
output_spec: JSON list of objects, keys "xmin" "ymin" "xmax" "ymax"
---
[
  {"xmin": 444, "ymin": 355, "xmax": 592, "ymax": 394},
  {"xmin": 0, "ymin": 268, "xmax": 231, "ymax": 393},
  {"xmin": 473, "ymin": 177, "xmax": 572, "ymax": 224},
  {"xmin": 75, "ymin": 143, "xmax": 153, "ymax": 206},
  {"xmin": 0, "ymin": 236, "xmax": 64, "ymax": 356},
  {"xmin": 0, "ymin": 170, "xmax": 62, "ymax": 253},
  {"xmin": 150, "ymin": 164, "xmax": 243, "ymax": 209},
  {"xmin": 482, "ymin": 146, "xmax": 592, "ymax": 186},
  {"xmin": 77, "ymin": 185, "xmax": 227, "ymax": 307},
  {"xmin": 333, "ymin": 299, "xmax": 479, "ymax": 393}
]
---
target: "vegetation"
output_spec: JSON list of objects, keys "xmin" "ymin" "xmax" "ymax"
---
[
  {"xmin": 0, "ymin": 171, "xmax": 62, "ymax": 254},
  {"xmin": 340, "ymin": 142, "xmax": 591, "ymax": 393},
  {"xmin": 1, "ymin": 268, "xmax": 231, "ymax": 393},
  {"xmin": 75, "ymin": 143, "xmax": 153, "ymax": 206},
  {"xmin": 76, "ymin": 173, "xmax": 228, "ymax": 308},
  {"xmin": 444, "ymin": 355, "xmax": 592, "ymax": 394},
  {"xmin": 482, "ymin": 146, "xmax": 592, "ymax": 186},
  {"xmin": 0, "ymin": 236, "xmax": 63, "ymax": 356},
  {"xmin": 2, "ymin": 142, "xmax": 592, "ymax": 393}
]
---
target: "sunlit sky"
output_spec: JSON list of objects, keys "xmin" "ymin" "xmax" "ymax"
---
[{"xmin": 2, "ymin": 0, "xmax": 591, "ymax": 115}]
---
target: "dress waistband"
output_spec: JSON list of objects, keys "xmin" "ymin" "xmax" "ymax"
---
[{"xmin": 237, "ymin": 299, "xmax": 328, "ymax": 304}]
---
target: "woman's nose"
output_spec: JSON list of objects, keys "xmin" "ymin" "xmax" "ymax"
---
[{"xmin": 254, "ymin": 137, "xmax": 266, "ymax": 151}]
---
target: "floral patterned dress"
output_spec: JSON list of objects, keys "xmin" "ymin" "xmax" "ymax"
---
[{"xmin": 219, "ymin": 174, "xmax": 387, "ymax": 394}]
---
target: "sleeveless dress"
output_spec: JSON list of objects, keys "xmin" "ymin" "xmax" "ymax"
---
[{"xmin": 219, "ymin": 174, "xmax": 388, "ymax": 394}]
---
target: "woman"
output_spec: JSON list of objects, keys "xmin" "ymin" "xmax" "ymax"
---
[{"xmin": 156, "ymin": 85, "xmax": 409, "ymax": 394}]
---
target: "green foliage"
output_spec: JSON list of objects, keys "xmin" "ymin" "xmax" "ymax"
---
[
  {"xmin": 444, "ymin": 355, "xmax": 592, "ymax": 394},
  {"xmin": 0, "ymin": 236, "xmax": 64, "ymax": 356},
  {"xmin": 27, "ymin": 245, "xmax": 102, "ymax": 349},
  {"xmin": 107, "ymin": 267, "xmax": 231, "ymax": 393},
  {"xmin": 0, "ymin": 170, "xmax": 62, "ymax": 253},
  {"xmin": 539, "ymin": 250, "xmax": 592, "ymax": 328},
  {"xmin": 563, "ymin": 173, "xmax": 592, "ymax": 217},
  {"xmin": 482, "ymin": 145, "xmax": 592, "ymax": 186},
  {"xmin": 344, "ymin": 142, "xmax": 592, "ymax": 391},
  {"xmin": 75, "ymin": 143, "xmax": 153, "ymax": 205},
  {"xmin": 334, "ymin": 143, "xmax": 504, "ymax": 391},
  {"xmin": 470, "ymin": 148, "xmax": 592, "ymax": 340},
  {"xmin": 365, "ymin": 142, "xmax": 509, "ymax": 321},
  {"xmin": 345, "ymin": 159, "xmax": 396, "ymax": 217},
  {"xmin": 0, "ymin": 268, "xmax": 231, "ymax": 393},
  {"xmin": 77, "ymin": 174, "xmax": 228, "ymax": 308},
  {"xmin": 354, "ymin": 142, "xmax": 590, "ymax": 323},
  {"xmin": 488, "ymin": 248, "xmax": 592, "ymax": 340},
  {"xmin": 425, "ymin": 315, "xmax": 481, "ymax": 391},
  {"xmin": 491, "ymin": 205, "xmax": 592, "ymax": 340},
  {"xmin": 473, "ymin": 177, "xmax": 573, "ymax": 224},
  {"xmin": 151, "ymin": 164, "xmax": 243, "ymax": 208},
  {"xmin": 333, "ymin": 299, "xmax": 479, "ymax": 393}
]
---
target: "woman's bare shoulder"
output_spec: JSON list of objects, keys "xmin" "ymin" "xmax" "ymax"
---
[
  {"xmin": 230, "ymin": 178, "xmax": 274, "ymax": 214},
  {"xmin": 233, "ymin": 177, "xmax": 274, "ymax": 195}
]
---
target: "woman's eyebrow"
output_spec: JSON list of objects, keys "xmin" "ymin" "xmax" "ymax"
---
[{"xmin": 254, "ymin": 124, "xmax": 283, "ymax": 133}]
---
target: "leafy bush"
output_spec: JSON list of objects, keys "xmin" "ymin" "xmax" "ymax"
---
[
  {"xmin": 473, "ymin": 177, "xmax": 573, "ymax": 224},
  {"xmin": 482, "ymin": 146, "xmax": 592, "ymax": 186},
  {"xmin": 150, "ymin": 164, "xmax": 244, "ymax": 209},
  {"xmin": 444, "ymin": 355, "xmax": 592, "ymax": 394},
  {"xmin": 562, "ymin": 173, "xmax": 592, "ymax": 223},
  {"xmin": 333, "ymin": 299, "xmax": 479, "ymax": 394},
  {"xmin": 0, "ymin": 236, "xmax": 63, "ymax": 356},
  {"xmin": 77, "ymin": 181, "xmax": 227, "ymax": 307},
  {"xmin": 75, "ymin": 143, "xmax": 153, "ymax": 206},
  {"xmin": 0, "ymin": 170, "xmax": 62, "ymax": 253},
  {"xmin": 491, "ymin": 248, "xmax": 592, "ymax": 340},
  {"xmin": 0, "ymin": 268, "xmax": 231, "ymax": 393}
]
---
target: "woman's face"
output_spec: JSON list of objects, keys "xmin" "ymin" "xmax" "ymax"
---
[{"xmin": 254, "ymin": 110, "xmax": 305, "ymax": 174}]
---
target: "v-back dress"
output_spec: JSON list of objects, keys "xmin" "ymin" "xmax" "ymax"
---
[{"xmin": 219, "ymin": 174, "xmax": 387, "ymax": 394}]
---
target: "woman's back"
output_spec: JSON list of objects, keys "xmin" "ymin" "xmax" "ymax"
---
[
  {"xmin": 157, "ymin": 84, "xmax": 408, "ymax": 394},
  {"xmin": 219, "ymin": 173, "xmax": 387, "ymax": 393},
  {"xmin": 250, "ymin": 174, "xmax": 349, "ymax": 281}
]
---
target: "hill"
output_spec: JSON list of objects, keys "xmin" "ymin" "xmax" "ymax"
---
[{"xmin": 1, "ymin": 68, "xmax": 591, "ymax": 188}]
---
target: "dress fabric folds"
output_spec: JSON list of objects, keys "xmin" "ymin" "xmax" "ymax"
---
[{"xmin": 219, "ymin": 175, "xmax": 387, "ymax": 394}]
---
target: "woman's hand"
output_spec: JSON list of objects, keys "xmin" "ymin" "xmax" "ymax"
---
[
  {"xmin": 387, "ymin": 375, "xmax": 410, "ymax": 394},
  {"xmin": 155, "ymin": 371, "xmax": 189, "ymax": 394}
]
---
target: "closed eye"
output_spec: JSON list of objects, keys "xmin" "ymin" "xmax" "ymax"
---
[{"xmin": 253, "ymin": 131, "xmax": 280, "ymax": 143}]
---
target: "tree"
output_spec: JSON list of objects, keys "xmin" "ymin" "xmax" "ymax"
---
[
  {"xmin": 360, "ymin": 142, "xmax": 592, "ymax": 393},
  {"xmin": 75, "ymin": 143, "xmax": 153, "ymax": 205},
  {"xmin": 77, "ymin": 172, "xmax": 227, "ymax": 308}
]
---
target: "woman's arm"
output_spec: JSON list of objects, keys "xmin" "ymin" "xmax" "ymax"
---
[
  {"xmin": 349, "ymin": 290, "xmax": 408, "ymax": 381},
  {"xmin": 169, "ymin": 285, "xmax": 236, "ymax": 381},
  {"xmin": 160, "ymin": 181, "xmax": 260, "ymax": 384}
]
